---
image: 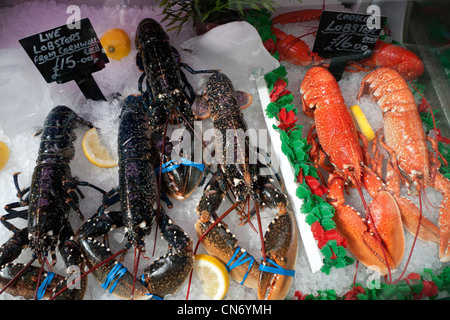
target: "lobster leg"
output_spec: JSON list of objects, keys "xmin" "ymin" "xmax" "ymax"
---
[
  {"xmin": 385, "ymin": 160, "xmax": 440, "ymax": 245},
  {"xmin": 0, "ymin": 228, "xmax": 28, "ymax": 268},
  {"xmin": 77, "ymin": 210, "xmax": 125, "ymax": 240},
  {"xmin": 0, "ymin": 204, "xmax": 30, "ymax": 268}
]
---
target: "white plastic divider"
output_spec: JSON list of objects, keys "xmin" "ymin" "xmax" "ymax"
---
[{"xmin": 254, "ymin": 73, "xmax": 324, "ymax": 273}]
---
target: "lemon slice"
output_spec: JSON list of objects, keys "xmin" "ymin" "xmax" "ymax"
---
[
  {"xmin": 350, "ymin": 104, "xmax": 376, "ymax": 141},
  {"xmin": 193, "ymin": 254, "xmax": 229, "ymax": 300},
  {"xmin": 0, "ymin": 141, "xmax": 10, "ymax": 171},
  {"xmin": 82, "ymin": 128, "xmax": 117, "ymax": 168}
]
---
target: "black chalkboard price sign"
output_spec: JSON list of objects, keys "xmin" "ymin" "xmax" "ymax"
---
[
  {"xmin": 312, "ymin": 11, "xmax": 386, "ymax": 81},
  {"xmin": 19, "ymin": 18, "xmax": 108, "ymax": 101}
]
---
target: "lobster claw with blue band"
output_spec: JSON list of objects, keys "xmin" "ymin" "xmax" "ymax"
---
[
  {"xmin": 0, "ymin": 225, "xmax": 88, "ymax": 300},
  {"xmin": 193, "ymin": 72, "xmax": 298, "ymax": 300},
  {"xmin": 78, "ymin": 207, "xmax": 194, "ymax": 300},
  {"xmin": 150, "ymin": 131, "xmax": 205, "ymax": 201}
]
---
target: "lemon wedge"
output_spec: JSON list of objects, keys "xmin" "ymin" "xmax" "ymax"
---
[
  {"xmin": 0, "ymin": 141, "xmax": 10, "ymax": 171},
  {"xmin": 350, "ymin": 104, "xmax": 376, "ymax": 141},
  {"xmin": 193, "ymin": 254, "xmax": 230, "ymax": 300},
  {"xmin": 82, "ymin": 128, "xmax": 117, "ymax": 168}
]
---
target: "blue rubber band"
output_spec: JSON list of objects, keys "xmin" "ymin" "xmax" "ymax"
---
[
  {"xmin": 139, "ymin": 274, "xmax": 163, "ymax": 300},
  {"xmin": 145, "ymin": 293, "xmax": 164, "ymax": 300},
  {"xmin": 258, "ymin": 258, "xmax": 295, "ymax": 277},
  {"xmin": 102, "ymin": 262, "xmax": 127, "ymax": 294},
  {"xmin": 154, "ymin": 157, "xmax": 205, "ymax": 174},
  {"xmin": 36, "ymin": 272, "xmax": 55, "ymax": 300},
  {"xmin": 225, "ymin": 247, "xmax": 255, "ymax": 285}
]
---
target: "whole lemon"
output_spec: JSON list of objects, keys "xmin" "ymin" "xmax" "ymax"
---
[{"xmin": 100, "ymin": 28, "xmax": 131, "ymax": 61}]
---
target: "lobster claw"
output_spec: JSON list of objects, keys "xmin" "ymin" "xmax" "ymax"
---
[
  {"xmin": 0, "ymin": 233, "xmax": 88, "ymax": 300},
  {"xmin": 151, "ymin": 131, "xmax": 203, "ymax": 201},
  {"xmin": 79, "ymin": 238, "xmax": 151, "ymax": 300},
  {"xmin": 271, "ymin": 27, "xmax": 314, "ymax": 66},
  {"xmin": 258, "ymin": 212, "xmax": 298, "ymax": 300},
  {"xmin": 195, "ymin": 219, "xmax": 261, "ymax": 289},
  {"xmin": 192, "ymin": 90, "xmax": 252, "ymax": 120},
  {"xmin": 328, "ymin": 174, "xmax": 405, "ymax": 275}
]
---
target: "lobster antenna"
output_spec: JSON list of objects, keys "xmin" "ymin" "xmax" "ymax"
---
[
  {"xmin": 352, "ymin": 260, "xmax": 360, "ymax": 289},
  {"xmin": 409, "ymin": 82, "xmax": 440, "ymax": 172},
  {"xmin": 246, "ymin": 198, "xmax": 258, "ymax": 233},
  {"xmin": 176, "ymin": 110, "xmax": 209, "ymax": 150},
  {"xmin": 33, "ymin": 259, "xmax": 47, "ymax": 300},
  {"xmin": 253, "ymin": 202, "xmax": 267, "ymax": 263},
  {"xmin": 389, "ymin": 189, "xmax": 424, "ymax": 285},
  {"xmin": 131, "ymin": 246, "xmax": 142, "ymax": 300},
  {"xmin": 153, "ymin": 113, "xmax": 171, "ymax": 257},
  {"xmin": 0, "ymin": 257, "xmax": 36, "ymax": 295}
]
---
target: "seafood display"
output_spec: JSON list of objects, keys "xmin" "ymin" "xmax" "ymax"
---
[{"xmin": 0, "ymin": 0, "xmax": 449, "ymax": 301}]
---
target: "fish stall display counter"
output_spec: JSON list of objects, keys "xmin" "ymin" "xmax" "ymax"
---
[{"xmin": 0, "ymin": 0, "xmax": 449, "ymax": 301}]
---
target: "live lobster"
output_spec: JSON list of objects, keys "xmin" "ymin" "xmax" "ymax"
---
[
  {"xmin": 135, "ymin": 18, "xmax": 215, "ymax": 201},
  {"xmin": 271, "ymin": 9, "xmax": 424, "ymax": 81},
  {"xmin": 192, "ymin": 72, "xmax": 298, "ymax": 300},
  {"xmin": 0, "ymin": 105, "xmax": 105, "ymax": 299}
]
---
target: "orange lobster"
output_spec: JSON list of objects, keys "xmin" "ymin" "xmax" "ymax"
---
[
  {"xmin": 271, "ymin": 10, "xmax": 424, "ymax": 81},
  {"xmin": 300, "ymin": 66, "xmax": 406, "ymax": 274},
  {"xmin": 358, "ymin": 67, "xmax": 450, "ymax": 262}
]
